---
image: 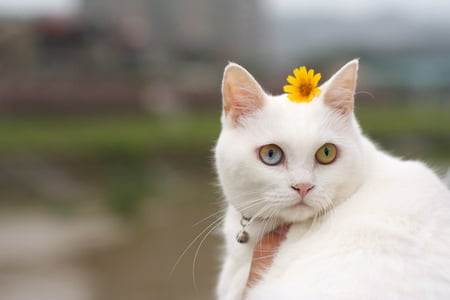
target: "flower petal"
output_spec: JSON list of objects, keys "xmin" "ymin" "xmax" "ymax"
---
[
  {"xmin": 283, "ymin": 85, "xmax": 298, "ymax": 93},
  {"xmin": 287, "ymin": 75, "xmax": 299, "ymax": 86},
  {"xmin": 299, "ymin": 66, "xmax": 307, "ymax": 78},
  {"xmin": 312, "ymin": 73, "xmax": 321, "ymax": 85},
  {"xmin": 312, "ymin": 87, "xmax": 321, "ymax": 95},
  {"xmin": 287, "ymin": 93, "xmax": 299, "ymax": 101}
]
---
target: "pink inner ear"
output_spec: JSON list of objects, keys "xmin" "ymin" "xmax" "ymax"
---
[
  {"xmin": 324, "ymin": 86, "xmax": 354, "ymax": 114},
  {"xmin": 322, "ymin": 61, "xmax": 358, "ymax": 115},
  {"xmin": 225, "ymin": 87, "xmax": 263, "ymax": 117},
  {"xmin": 222, "ymin": 65, "xmax": 265, "ymax": 126}
]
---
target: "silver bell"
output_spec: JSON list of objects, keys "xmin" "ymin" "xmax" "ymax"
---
[{"xmin": 236, "ymin": 230, "xmax": 249, "ymax": 243}]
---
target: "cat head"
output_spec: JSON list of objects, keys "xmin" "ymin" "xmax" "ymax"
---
[{"xmin": 215, "ymin": 60, "xmax": 366, "ymax": 223}]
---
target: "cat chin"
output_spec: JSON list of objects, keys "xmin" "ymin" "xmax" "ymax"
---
[
  {"xmin": 273, "ymin": 197, "xmax": 324, "ymax": 223},
  {"xmin": 230, "ymin": 195, "xmax": 323, "ymax": 224},
  {"xmin": 277, "ymin": 206, "xmax": 317, "ymax": 223},
  {"xmin": 231, "ymin": 202, "xmax": 315, "ymax": 224}
]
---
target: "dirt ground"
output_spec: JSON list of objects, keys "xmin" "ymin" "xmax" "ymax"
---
[{"xmin": 0, "ymin": 167, "xmax": 222, "ymax": 300}]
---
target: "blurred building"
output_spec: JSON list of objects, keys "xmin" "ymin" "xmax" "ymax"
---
[
  {"xmin": 81, "ymin": 0, "xmax": 266, "ymax": 61},
  {"xmin": 0, "ymin": 0, "xmax": 268, "ymax": 114},
  {"xmin": 0, "ymin": 0, "xmax": 448, "ymax": 115}
]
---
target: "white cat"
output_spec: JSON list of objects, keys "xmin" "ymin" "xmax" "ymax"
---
[{"xmin": 215, "ymin": 60, "xmax": 450, "ymax": 300}]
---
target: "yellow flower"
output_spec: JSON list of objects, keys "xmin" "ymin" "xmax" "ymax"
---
[{"xmin": 283, "ymin": 66, "xmax": 321, "ymax": 103}]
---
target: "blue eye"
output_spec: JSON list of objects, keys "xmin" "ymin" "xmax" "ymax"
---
[{"xmin": 259, "ymin": 144, "xmax": 284, "ymax": 166}]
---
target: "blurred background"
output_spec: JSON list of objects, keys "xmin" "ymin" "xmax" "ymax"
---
[{"xmin": 0, "ymin": 0, "xmax": 449, "ymax": 299}]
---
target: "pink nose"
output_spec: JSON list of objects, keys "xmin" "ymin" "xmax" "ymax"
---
[{"xmin": 291, "ymin": 183, "xmax": 315, "ymax": 198}]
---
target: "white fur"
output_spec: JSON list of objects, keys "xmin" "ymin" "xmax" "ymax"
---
[{"xmin": 215, "ymin": 61, "xmax": 450, "ymax": 300}]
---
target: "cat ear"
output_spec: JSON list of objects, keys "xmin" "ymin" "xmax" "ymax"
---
[
  {"xmin": 321, "ymin": 59, "xmax": 359, "ymax": 115},
  {"xmin": 222, "ymin": 63, "xmax": 265, "ymax": 126}
]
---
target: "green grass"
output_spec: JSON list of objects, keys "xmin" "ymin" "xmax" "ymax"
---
[
  {"xmin": 0, "ymin": 113, "xmax": 221, "ymax": 159},
  {"xmin": 0, "ymin": 105, "xmax": 448, "ymax": 162},
  {"xmin": 356, "ymin": 105, "xmax": 450, "ymax": 163},
  {"xmin": 356, "ymin": 105, "xmax": 450, "ymax": 135}
]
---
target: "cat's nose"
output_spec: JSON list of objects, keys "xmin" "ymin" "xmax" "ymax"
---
[{"xmin": 291, "ymin": 183, "xmax": 315, "ymax": 198}]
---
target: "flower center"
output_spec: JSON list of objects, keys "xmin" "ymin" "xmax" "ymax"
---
[{"xmin": 299, "ymin": 83, "xmax": 313, "ymax": 97}]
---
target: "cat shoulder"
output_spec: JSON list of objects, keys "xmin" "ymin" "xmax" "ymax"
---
[
  {"xmin": 400, "ymin": 159, "xmax": 450, "ymax": 199},
  {"xmin": 403, "ymin": 159, "xmax": 441, "ymax": 180},
  {"xmin": 378, "ymin": 150, "xmax": 441, "ymax": 182}
]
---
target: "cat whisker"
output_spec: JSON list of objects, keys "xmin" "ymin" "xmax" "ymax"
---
[
  {"xmin": 355, "ymin": 90, "xmax": 375, "ymax": 100},
  {"xmin": 318, "ymin": 200, "xmax": 329, "ymax": 219},
  {"xmin": 233, "ymin": 189, "xmax": 269, "ymax": 199},
  {"xmin": 239, "ymin": 204, "xmax": 274, "ymax": 244},
  {"xmin": 238, "ymin": 201, "xmax": 266, "ymax": 214},
  {"xmin": 255, "ymin": 208, "xmax": 282, "ymax": 261},
  {"xmin": 256, "ymin": 221, "xmax": 268, "ymax": 248},
  {"xmin": 257, "ymin": 207, "xmax": 280, "ymax": 248},
  {"xmin": 312, "ymin": 193, "xmax": 335, "ymax": 231},
  {"xmin": 253, "ymin": 253, "xmax": 279, "ymax": 261},
  {"xmin": 236, "ymin": 197, "xmax": 268, "ymax": 216},
  {"xmin": 258, "ymin": 209, "xmax": 272, "ymax": 244},
  {"xmin": 169, "ymin": 214, "xmax": 224, "ymax": 282},
  {"xmin": 191, "ymin": 215, "xmax": 223, "ymax": 290},
  {"xmin": 233, "ymin": 188, "xmax": 278, "ymax": 204},
  {"xmin": 309, "ymin": 195, "xmax": 330, "ymax": 232},
  {"xmin": 236, "ymin": 197, "xmax": 266, "ymax": 208},
  {"xmin": 192, "ymin": 207, "xmax": 227, "ymax": 227},
  {"xmin": 325, "ymin": 197, "xmax": 337, "ymax": 226},
  {"xmin": 244, "ymin": 203, "xmax": 270, "ymax": 226}
]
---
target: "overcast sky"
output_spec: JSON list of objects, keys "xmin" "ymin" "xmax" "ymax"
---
[
  {"xmin": 260, "ymin": 0, "xmax": 450, "ymax": 63},
  {"xmin": 1, "ymin": 0, "xmax": 450, "ymax": 23},
  {"xmin": 0, "ymin": 0, "xmax": 81, "ymax": 18},
  {"xmin": 264, "ymin": 0, "xmax": 450, "ymax": 23}
]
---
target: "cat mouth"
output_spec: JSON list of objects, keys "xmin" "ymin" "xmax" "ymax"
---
[
  {"xmin": 282, "ymin": 199, "xmax": 313, "ymax": 209},
  {"xmin": 277, "ymin": 199, "xmax": 316, "ymax": 222},
  {"xmin": 270, "ymin": 198, "xmax": 313, "ymax": 211},
  {"xmin": 289, "ymin": 199, "xmax": 312, "ymax": 209}
]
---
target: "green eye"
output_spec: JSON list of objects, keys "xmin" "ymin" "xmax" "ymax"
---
[
  {"xmin": 259, "ymin": 144, "xmax": 284, "ymax": 166},
  {"xmin": 315, "ymin": 143, "xmax": 337, "ymax": 165}
]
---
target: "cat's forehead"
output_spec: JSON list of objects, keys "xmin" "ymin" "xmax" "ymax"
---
[
  {"xmin": 240, "ymin": 94, "xmax": 345, "ymax": 149},
  {"xmin": 266, "ymin": 94, "xmax": 324, "ymax": 121},
  {"xmin": 262, "ymin": 95, "xmax": 330, "ymax": 133},
  {"xmin": 231, "ymin": 93, "xmax": 350, "ymax": 153}
]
